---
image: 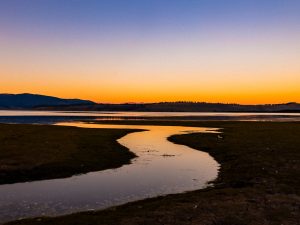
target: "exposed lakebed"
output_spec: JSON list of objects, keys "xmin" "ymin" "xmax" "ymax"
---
[{"xmin": 0, "ymin": 122, "xmax": 219, "ymax": 223}]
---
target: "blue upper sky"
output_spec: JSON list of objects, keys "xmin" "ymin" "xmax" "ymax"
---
[{"xmin": 1, "ymin": 0, "xmax": 299, "ymax": 39}]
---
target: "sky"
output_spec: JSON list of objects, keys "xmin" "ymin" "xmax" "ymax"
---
[{"xmin": 1, "ymin": 0, "xmax": 300, "ymax": 104}]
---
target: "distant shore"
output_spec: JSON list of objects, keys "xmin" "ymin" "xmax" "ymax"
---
[{"xmin": 1, "ymin": 93, "xmax": 300, "ymax": 112}]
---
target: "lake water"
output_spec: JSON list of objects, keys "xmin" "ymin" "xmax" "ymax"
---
[
  {"xmin": 0, "ymin": 110, "xmax": 300, "ymax": 122},
  {"xmin": 0, "ymin": 122, "xmax": 219, "ymax": 223},
  {"xmin": 0, "ymin": 110, "xmax": 299, "ymax": 223}
]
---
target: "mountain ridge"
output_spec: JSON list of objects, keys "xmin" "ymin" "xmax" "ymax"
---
[
  {"xmin": 1, "ymin": 93, "xmax": 300, "ymax": 112},
  {"xmin": 0, "ymin": 93, "xmax": 95, "ymax": 109}
]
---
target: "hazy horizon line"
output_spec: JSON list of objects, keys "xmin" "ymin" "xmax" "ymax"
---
[{"xmin": 1, "ymin": 92, "xmax": 299, "ymax": 106}]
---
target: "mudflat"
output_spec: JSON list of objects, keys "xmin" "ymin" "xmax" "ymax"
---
[
  {"xmin": 5, "ymin": 121, "xmax": 300, "ymax": 225},
  {"xmin": 0, "ymin": 124, "xmax": 137, "ymax": 184}
]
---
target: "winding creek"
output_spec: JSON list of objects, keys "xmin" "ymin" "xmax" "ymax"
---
[{"xmin": 0, "ymin": 122, "xmax": 220, "ymax": 223}]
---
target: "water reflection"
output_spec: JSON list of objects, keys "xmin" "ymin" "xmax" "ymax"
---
[
  {"xmin": 0, "ymin": 110, "xmax": 300, "ymax": 122},
  {"xmin": 0, "ymin": 122, "xmax": 219, "ymax": 223}
]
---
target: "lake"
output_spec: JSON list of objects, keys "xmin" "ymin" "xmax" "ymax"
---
[
  {"xmin": 0, "ymin": 110, "xmax": 299, "ymax": 223},
  {"xmin": 0, "ymin": 110, "xmax": 300, "ymax": 123}
]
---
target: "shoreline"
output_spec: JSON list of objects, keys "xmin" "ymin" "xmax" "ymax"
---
[
  {"xmin": 0, "ymin": 124, "xmax": 139, "ymax": 185},
  {"xmin": 5, "ymin": 121, "xmax": 300, "ymax": 225}
]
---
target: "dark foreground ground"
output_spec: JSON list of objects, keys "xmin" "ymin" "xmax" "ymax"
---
[
  {"xmin": 4, "ymin": 121, "xmax": 300, "ymax": 225},
  {"xmin": 0, "ymin": 124, "xmax": 137, "ymax": 184}
]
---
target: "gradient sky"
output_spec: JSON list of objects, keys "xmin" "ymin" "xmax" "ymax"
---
[{"xmin": 1, "ymin": 0, "xmax": 300, "ymax": 103}]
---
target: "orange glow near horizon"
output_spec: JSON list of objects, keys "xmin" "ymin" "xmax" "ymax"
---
[
  {"xmin": 1, "ymin": 77, "xmax": 299, "ymax": 104},
  {"xmin": 1, "ymin": 47, "xmax": 300, "ymax": 104}
]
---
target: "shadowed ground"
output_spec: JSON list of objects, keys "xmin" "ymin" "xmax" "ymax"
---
[
  {"xmin": 5, "ymin": 121, "xmax": 300, "ymax": 225},
  {"xmin": 0, "ymin": 124, "xmax": 137, "ymax": 184}
]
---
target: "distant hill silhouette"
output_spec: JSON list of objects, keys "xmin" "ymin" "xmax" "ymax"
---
[
  {"xmin": 0, "ymin": 93, "xmax": 95, "ymax": 109},
  {"xmin": 36, "ymin": 101, "xmax": 300, "ymax": 112},
  {"xmin": 1, "ymin": 94, "xmax": 299, "ymax": 112}
]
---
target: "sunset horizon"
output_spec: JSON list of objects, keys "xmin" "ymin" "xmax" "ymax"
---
[
  {"xmin": 1, "ymin": 92, "xmax": 300, "ymax": 105},
  {"xmin": 1, "ymin": 0, "xmax": 300, "ymax": 104}
]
